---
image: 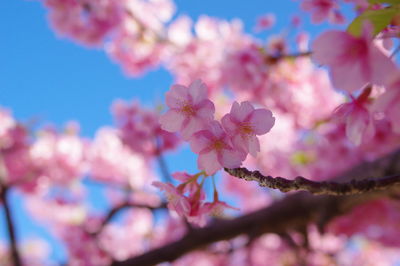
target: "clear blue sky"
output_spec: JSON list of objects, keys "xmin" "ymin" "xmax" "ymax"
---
[{"xmin": 0, "ymin": 0, "xmax": 349, "ymax": 263}]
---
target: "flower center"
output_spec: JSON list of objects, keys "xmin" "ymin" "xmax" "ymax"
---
[
  {"xmin": 240, "ymin": 122, "xmax": 253, "ymax": 135},
  {"xmin": 180, "ymin": 103, "xmax": 196, "ymax": 116},
  {"xmin": 212, "ymin": 140, "xmax": 225, "ymax": 151}
]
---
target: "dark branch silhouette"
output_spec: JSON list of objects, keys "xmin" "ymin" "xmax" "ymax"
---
[{"xmin": 1, "ymin": 186, "xmax": 22, "ymax": 266}]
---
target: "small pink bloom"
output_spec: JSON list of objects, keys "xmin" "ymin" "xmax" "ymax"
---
[
  {"xmin": 222, "ymin": 101, "xmax": 275, "ymax": 157},
  {"xmin": 254, "ymin": 14, "xmax": 275, "ymax": 32},
  {"xmin": 203, "ymin": 199, "xmax": 239, "ymax": 218},
  {"xmin": 152, "ymin": 181, "xmax": 190, "ymax": 217},
  {"xmin": 160, "ymin": 80, "xmax": 215, "ymax": 139},
  {"xmin": 190, "ymin": 121, "xmax": 246, "ymax": 175},
  {"xmin": 312, "ymin": 27, "xmax": 397, "ymax": 92},
  {"xmin": 301, "ymin": 0, "xmax": 339, "ymax": 24},
  {"xmin": 373, "ymin": 74, "xmax": 400, "ymax": 133},
  {"xmin": 333, "ymin": 88, "xmax": 375, "ymax": 145},
  {"xmin": 172, "ymin": 172, "xmax": 200, "ymax": 195}
]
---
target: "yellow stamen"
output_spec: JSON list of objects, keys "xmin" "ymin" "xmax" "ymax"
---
[
  {"xmin": 212, "ymin": 140, "xmax": 225, "ymax": 150},
  {"xmin": 180, "ymin": 103, "xmax": 196, "ymax": 115}
]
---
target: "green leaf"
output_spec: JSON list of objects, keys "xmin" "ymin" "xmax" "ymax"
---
[
  {"xmin": 368, "ymin": 0, "xmax": 400, "ymax": 5},
  {"xmin": 347, "ymin": 7, "xmax": 399, "ymax": 37}
]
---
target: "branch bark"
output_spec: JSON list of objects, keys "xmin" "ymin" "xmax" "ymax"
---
[
  {"xmin": 1, "ymin": 187, "xmax": 22, "ymax": 266},
  {"xmin": 224, "ymin": 167, "xmax": 400, "ymax": 195},
  {"xmin": 112, "ymin": 149, "xmax": 400, "ymax": 266}
]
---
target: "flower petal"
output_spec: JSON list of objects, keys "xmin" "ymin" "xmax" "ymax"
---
[{"xmin": 159, "ymin": 109, "xmax": 186, "ymax": 132}]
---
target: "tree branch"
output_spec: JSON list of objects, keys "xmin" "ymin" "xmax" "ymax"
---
[
  {"xmin": 93, "ymin": 201, "xmax": 167, "ymax": 236},
  {"xmin": 224, "ymin": 167, "xmax": 400, "ymax": 195},
  {"xmin": 1, "ymin": 187, "xmax": 22, "ymax": 266},
  {"xmin": 111, "ymin": 149, "xmax": 400, "ymax": 266}
]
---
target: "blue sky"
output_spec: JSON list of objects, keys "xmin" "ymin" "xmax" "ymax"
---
[
  {"xmin": 0, "ymin": 0, "xmax": 351, "ymax": 263},
  {"xmin": 0, "ymin": 0, "xmax": 332, "ymax": 137}
]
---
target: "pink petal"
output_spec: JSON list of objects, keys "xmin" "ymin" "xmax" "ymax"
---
[
  {"xmin": 231, "ymin": 134, "xmax": 247, "ymax": 155},
  {"xmin": 249, "ymin": 109, "xmax": 275, "ymax": 135},
  {"xmin": 220, "ymin": 149, "xmax": 245, "ymax": 169},
  {"xmin": 198, "ymin": 150, "xmax": 221, "ymax": 175},
  {"xmin": 221, "ymin": 114, "xmax": 237, "ymax": 135},
  {"xmin": 196, "ymin": 100, "xmax": 215, "ymax": 120},
  {"xmin": 190, "ymin": 131, "xmax": 212, "ymax": 154},
  {"xmin": 312, "ymin": 31, "xmax": 352, "ymax": 66},
  {"xmin": 159, "ymin": 109, "xmax": 186, "ymax": 132},
  {"xmin": 388, "ymin": 103, "xmax": 400, "ymax": 134},
  {"xmin": 369, "ymin": 45, "xmax": 397, "ymax": 87},
  {"xmin": 208, "ymin": 121, "xmax": 226, "ymax": 139},
  {"xmin": 330, "ymin": 61, "xmax": 368, "ymax": 92},
  {"xmin": 181, "ymin": 116, "xmax": 205, "ymax": 140},
  {"xmin": 346, "ymin": 109, "xmax": 369, "ymax": 145},
  {"xmin": 247, "ymin": 136, "xmax": 260, "ymax": 157},
  {"xmin": 188, "ymin": 79, "xmax": 208, "ymax": 104},
  {"xmin": 165, "ymin": 84, "xmax": 189, "ymax": 108},
  {"xmin": 231, "ymin": 101, "xmax": 254, "ymax": 122}
]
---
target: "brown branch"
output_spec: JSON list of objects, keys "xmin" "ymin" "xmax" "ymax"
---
[
  {"xmin": 265, "ymin": 51, "xmax": 312, "ymax": 64},
  {"xmin": 1, "ymin": 186, "xmax": 22, "ymax": 266},
  {"xmin": 93, "ymin": 201, "xmax": 167, "ymax": 236},
  {"xmin": 111, "ymin": 149, "xmax": 400, "ymax": 266},
  {"xmin": 224, "ymin": 168, "xmax": 400, "ymax": 195}
]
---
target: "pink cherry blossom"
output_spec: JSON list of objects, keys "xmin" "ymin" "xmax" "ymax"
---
[
  {"xmin": 373, "ymin": 74, "xmax": 400, "ymax": 133},
  {"xmin": 30, "ymin": 127, "xmax": 87, "ymax": 185},
  {"xmin": 333, "ymin": 88, "xmax": 375, "ymax": 145},
  {"xmin": 254, "ymin": 14, "xmax": 276, "ymax": 32},
  {"xmin": 44, "ymin": 0, "xmax": 121, "ymax": 45},
  {"xmin": 312, "ymin": 27, "xmax": 398, "ymax": 92},
  {"xmin": 159, "ymin": 80, "xmax": 215, "ymax": 139},
  {"xmin": 190, "ymin": 121, "xmax": 246, "ymax": 175},
  {"xmin": 152, "ymin": 181, "xmax": 191, "ymax": 217},
  {"xmin": 112, "ymin": 99, "xmax": 180, "ymax": 156},
  {"xmin": 88, "ymin": 127, "xmax": 153, "ymax": 189},
  {"xmin": 221, "ymin": 101, "xmax": 275, "ymax": 157},
  {"xmin": 203, "ymin": 198, "xmax": 239, "ymax": 218},
  {"xmin": 222, "ymin": 44, "xmax": 268, "ymax": 95},
  {"xmin": 301, "ymin": 0, "xmax": 343, "ymax": 24}
]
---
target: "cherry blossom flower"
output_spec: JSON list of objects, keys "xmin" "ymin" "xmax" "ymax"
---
[
  {"xmin": 190, "ymin": 121, "xmax": 246, "ymax": 175},
  {"xmin": 373, "ymin": 74, "xmax": 400, "ymax": 133},
  {"xmin": 312, "ymin": 26, "xmax": 398, "ymax": 92},
  {"xmin": 88, "ymin": 127, "xmax": 153, "ymax": 189},
  {"xmin": 152, "ymin": 181, "xmax": 191, "ymax": 217},
  {"xmin": 44, "ymin": 0, "xmax": 121, "ymax": 45},
  {"xmin": 301, "ymin": 0, "xmax": 343, "ymax": 24},
  {"xmin": 203, "ymin": 198, "xmax": 239, "ymax": 218},
  {"xmin": 112, "ymin": 99, "xmax": 180, "ymax": 156},
  {"xmin": 221, "ymin": 101, "xmax": 275, "ymax": 157},
  {"xmin": 333, "ymin": 87, "xmax": 375, "ymax": 145},
  {"xmin": 254, "ymin": 14, "xmax": 276, "ymax": 32},
  {"xmin": 159, "ymin": 80, "xmax": 215, "ymax": 139},
  {"xmin": 30, "ymin": 126, "xmax": 87, "ymax": 185}
]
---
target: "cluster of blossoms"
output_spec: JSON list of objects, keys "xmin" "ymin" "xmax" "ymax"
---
[
  {"xmin": 152, "ymin": 80, "xmax": 275, "ymax": 225},
  {"xmin": 160, "ymin": 79, "xmax": 275, "ymax": 175},
  {"xmin": 153, "ymin": 172, "xmax": 239, "ymax": 226}
]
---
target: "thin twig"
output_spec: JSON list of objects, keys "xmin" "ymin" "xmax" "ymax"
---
[
  {"xmin": 225, "ymin": 168, "xmax": 400, "ymax": 196},
  {"xmin": 1, "ymin": 186, "xmax": 22, "ymax": 266},
  {"xmin": 155, "ymin": 138, "xmax": 172, "ymax": 183}
]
